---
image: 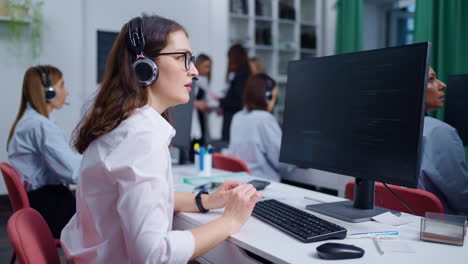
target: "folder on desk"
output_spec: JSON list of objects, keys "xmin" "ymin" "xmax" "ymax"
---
[{"xmin": 183, "ymin": 172, "xmax": 250, "ymax": 186}]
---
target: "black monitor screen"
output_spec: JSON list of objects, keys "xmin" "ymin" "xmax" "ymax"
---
[
  {"xmin": 445, "ymin": 74, "xmax": 468, "ymax": 146},
  {"xmin": 280, "ymin": 43, "xmax": 430, "ymax": 188},
  {"xmin": 168, "ymin": 87, "xmax": 194, "ymax": 150},
  {"xmin": 97, "ymin": 31, "xmax": 118, "ymax": 83}
]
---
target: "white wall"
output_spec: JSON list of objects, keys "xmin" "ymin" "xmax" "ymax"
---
[
  {"xmin": 0, "ymin": 0, "xmax": 227, "ymax": 194},
  {"xmin": 0, "ymin": 0, "xmax": 84, "ymax": 194}
]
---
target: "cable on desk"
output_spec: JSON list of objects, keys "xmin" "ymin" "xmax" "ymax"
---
[{"xmin": 383, "ymin": 183, "xmax": 420, "ymax": 216}]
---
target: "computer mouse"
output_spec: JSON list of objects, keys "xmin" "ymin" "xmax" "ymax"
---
[{"xmin": 316, "ymin": 242, "xmax": 365, "ymax": 260}]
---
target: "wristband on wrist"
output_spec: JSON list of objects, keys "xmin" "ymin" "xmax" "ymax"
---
[{"xmin": 195, "ymin": 190, "xmax": 209, "ymax": 213}]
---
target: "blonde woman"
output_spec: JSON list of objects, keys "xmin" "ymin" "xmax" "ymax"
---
[{"xmin": 7, "ymin": 65, "xmax": 80, "ymax": 238}]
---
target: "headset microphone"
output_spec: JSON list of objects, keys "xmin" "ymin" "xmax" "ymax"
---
[{"xmin": 193, "ymin": 77, "xmax": 199, "ymax": 81}]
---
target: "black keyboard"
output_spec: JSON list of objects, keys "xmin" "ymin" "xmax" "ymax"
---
[{"xmin": 252, "ymin": 199, "xmax": 347, "ymax": 243}]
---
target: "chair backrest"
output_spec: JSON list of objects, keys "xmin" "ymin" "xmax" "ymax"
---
[
  {"xmin": 0, "ymin": 162, "xmax": 30, "ymax": 212},
  {"xmin": 7, "ymin": 208, "xmax": 61, "ymax": 264},
  {"xmin": 212, "ymin": 153, "xmax": 251, "ymax": 174},
  {"xmin": 345, "ymin": 180, "xmax": 444, "ymax": 216}
]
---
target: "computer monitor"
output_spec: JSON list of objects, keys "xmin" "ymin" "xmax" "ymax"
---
[
  {"xmin": 168, "ymin": 84, "xmax": 195, "ymax": 164},
  {"xmin": 445, "ymin": 74, "xmax": 468, "ymax": 146},
  {"xmin": 280, "ymin": 43, "xmax": 431, "ymax": 222}
]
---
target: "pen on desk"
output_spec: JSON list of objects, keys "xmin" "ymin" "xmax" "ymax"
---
[
  {"xmin": 207, "ymin": 144, "xmax": 213, "ymax": 154},
  {"xmin": 303, "ymin": 196, "xmax": 322, "ymax": 202},
  {"xmin": 372, "ymin": 235, "xmax": 384, "ymax": 255},
  {"xmin": 347, "ymin": 231, "xmax": 399, "ymax": 239},
  {"xmin": 199, "ymin": 147, "xmax": 205, "ymax": 171}
]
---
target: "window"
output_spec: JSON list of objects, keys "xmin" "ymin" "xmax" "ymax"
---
[{"xmin": 387, "ymin": 5, "xmax": 415, "ymax": 47}]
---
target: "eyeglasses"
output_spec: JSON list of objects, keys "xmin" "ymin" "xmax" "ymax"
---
[{"xmin": 157, "ymin": 51, "xmax": 195, "ymax": 71}]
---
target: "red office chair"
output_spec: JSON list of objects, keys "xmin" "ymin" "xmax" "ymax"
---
[
  {"xmin": 345, "ymin": 180, "xmax": 444, "ymax": 216},
  {"xmin": 7, "ymin": 208, "xmax": 61, "ymax": 264},
  {"xmin": 1, "ymin": 162, "xmax": 61, "ymax": 264},
  {"xmin": 0, "ymin": 162, "xmax": 29, "ymax": 212},
  {"xmin": 212, "ymin": 153, "xmax": 251, "ymax": 174}
]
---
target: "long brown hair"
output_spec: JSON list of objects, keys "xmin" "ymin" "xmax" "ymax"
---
[
  {"xmin": 243, "ymin": 73, "xmax": 276, "ymax": 112},
  {"xmin": 7, "ymin": 65, "xmax": 62, "ymax": 151},
  {"xmin": 226, "ymin": 44, "xmax": 249, "ymax": 81},
  {"xmin": 73, "ymin": 15, "xmax": 186, "ymax": 154}
]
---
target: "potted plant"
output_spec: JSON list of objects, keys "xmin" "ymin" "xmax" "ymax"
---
[
  {"xmin": 0, "ymin": 0, "xmax": 8, "ymax": 17},
  {"xmin": 8, "ymin": 0, "xmax": 44, "ymax": 59}
]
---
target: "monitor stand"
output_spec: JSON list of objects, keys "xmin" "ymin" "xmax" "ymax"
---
[
  {"xmin": 178, "ymin": 148, "xmax": 191, "ymax": 165},
  {"xmin": 306, "ymin": 179, "xmax": 401, "ymax": 223},
  {"xmin": 171, "ymin": 147, "xmax": 192, "ymax": 165}
]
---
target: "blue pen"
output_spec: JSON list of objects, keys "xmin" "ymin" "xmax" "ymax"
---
[
  {"xmin": 199, "ymin": 147, "xmax": 205, "ymax": 171},
  {"xmin": 347, "ymin": 231, "xmax": 399, "ymax": 239}
]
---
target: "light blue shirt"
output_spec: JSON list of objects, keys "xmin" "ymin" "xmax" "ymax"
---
[
  {"xmin": 8, "ymin": 104, "xmax": 81, "ymax": 191},
  {"xmin": 227, "ymin": 109, "xmax": 295, "ymax": 181},
  {"xmin": 418, "ymin": 116, "xmax": 468, "ymax": 215}
]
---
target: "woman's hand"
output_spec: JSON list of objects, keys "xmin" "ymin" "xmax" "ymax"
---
[
  {"xmin": 203, "ymin": 181, "xmax": 240, "ymax": 210},
  {"xmin": 194, "ymin": 100, "xmax": 208, "ymax": 112},
  {"xmin": 221, "ymin": 184, "xmax": 262, "ymax": 235}
]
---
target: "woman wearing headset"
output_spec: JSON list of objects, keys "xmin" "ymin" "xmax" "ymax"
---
[
  {"xmin": 7, "ymin": 65, "xmax": 80, "ymax": 238},
  {"xmin": 226, "ymin": 73, "xmax": 295, "ymax": 182},
  {"xmin": 61, "ymin": 15, "xmax": 261, "ymax": 263},
  {"xmin": 419, "ymin": 67, "xmax": 468, "ymax": 215}
]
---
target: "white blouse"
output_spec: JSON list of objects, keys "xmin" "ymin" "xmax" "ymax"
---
[
  {"xmin": 227, "ymin": 109, "xmax": 295, "ymax": 181},
  {"xmin": 61, "ymin": 105, "xmax": 195, "ymax": 263}
]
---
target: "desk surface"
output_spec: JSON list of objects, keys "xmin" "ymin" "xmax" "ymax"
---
[{"xmin": 172, "ymin": 165, "xmax": 468, "ymax": 264}]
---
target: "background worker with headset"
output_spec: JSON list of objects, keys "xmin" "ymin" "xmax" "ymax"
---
[
  {"xmin": 226, "ymin": 73, "xmax": 295, "ymax": 181},
  {"xmin": 61, "ymin": 15, "xmax": 261, "ymax": 263},
  {"xmin": 419, "ymin": 67, "xmax": 468, "ymax": 215},
  {"xmin": 6, "ymin": 65, "xmax": 80, "ymax": 238}
]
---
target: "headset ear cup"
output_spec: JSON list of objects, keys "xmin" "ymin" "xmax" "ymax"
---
[
  {"xmin": 45, "ymin": 86, "xmax": 56, "ymax": 102},
  {"xmin": 133, "ymin": 57, "xmax": 159, "ymax": 86},
  {"xmin": 265, "ymin": 90, "xmax": 273, "ymax": 104}
]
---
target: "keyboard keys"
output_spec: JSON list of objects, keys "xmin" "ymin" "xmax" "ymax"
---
[{"xmin": 252, "ymin": 199, "xmax": 347, "ymax": 243}]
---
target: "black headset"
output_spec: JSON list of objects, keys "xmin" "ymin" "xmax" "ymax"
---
[
  {"xmin": 264, "ymin": 74, "xmax": 276, "ymax": 104},
  {"xmin": 127, "ymin": 17, "xmax": 159, "ymax": 86},
  {"xmin": 35, "ymin": 66, "xmax": 56, "ymax": 103}
]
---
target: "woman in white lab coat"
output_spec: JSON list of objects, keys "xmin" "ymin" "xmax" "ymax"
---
[{"xmin": 61, "ymin": 15, "xmax": 261, "ymax": 263}]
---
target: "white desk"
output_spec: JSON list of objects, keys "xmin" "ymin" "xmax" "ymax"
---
[{"xmin": 172, "ymin": 165, "xmax": 468, "ymax": 264}]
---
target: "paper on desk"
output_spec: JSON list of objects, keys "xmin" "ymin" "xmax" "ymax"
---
[
  {"xmin": 183, "ymin": 172, "xmax": 250, "ymax": 186},
  {"xmin": 372, "ymin": 212, "xmax": 413, "ymax": 226}
]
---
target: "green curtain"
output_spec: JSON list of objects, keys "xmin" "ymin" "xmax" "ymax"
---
[
  {"xmin": 414, "ymin": 0, "xmax": 468, "ymax": 160},
  {"xmin": 335, "ymin": 0, "xmax": 363, "ymax": 54},
  {"xmin": 415, "ymin": 0, "xmax": 468, "ymax": 119}
]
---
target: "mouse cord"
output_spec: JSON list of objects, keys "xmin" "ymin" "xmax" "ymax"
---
[{"xmin": 382, "ymin": 183, "xmax": 420, "ymax": 216}]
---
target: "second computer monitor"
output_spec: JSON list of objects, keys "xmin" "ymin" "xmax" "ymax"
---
[
  {"xmin": 445, "ymin": 74, "xmax": 468, "ymax": 146},
  {"xmin": 168, "ymin": 85, "xmax": 195, "ymax": 163},
  {"xmin": 280, "ymin": 43, "xmax": 431, "ymax": 222}
]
